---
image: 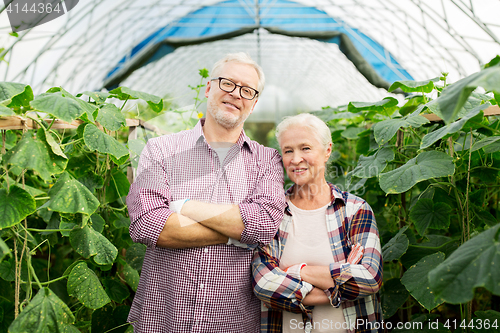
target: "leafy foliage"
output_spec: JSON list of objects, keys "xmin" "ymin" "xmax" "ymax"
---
[
  {"xmin": 401, "ymin": 252, "xmax": 445, "ymax": 310},
  {"xmin": 4, "ymin": 129, "xmax": 67, "ymax": 181},
  {"xmin": 8, "ymin": 288, "xmax": 75, "ymax": 333},
  {"xmin": 428, "ymin": 224, "xmax": 500, "ymax": 304},
  {"xmin": 45, "ymin": 172, "xmax": 99, "ymax": 215},
  {"xmin": 67, "ymin": 262, "xmax": 111, "ymax": 309},
  {"xmin": 0, "ymin": 82, "xmax": 162, "ymax": 331},
  {"xmin": 323, "ymin": 57, "xmax": 500, "ymax": 327},
  {"xmin": 409, "ymin": 199, "xmax": 451, "ymax": 236},
  {"xmin": 1, "ymin": 59, "xmax": 500, "ymax": 330},
  {"xmin": 382, "ymin": 226, "xmax": 409, "ymax": 261},
  {"xmin": 69, "ymin": 225, "xmax": 118, "ymax": 265},
  {"xmin": 381, "ymin": 278, "xmax": 409, "ymax": 318},
  {"xmin": 0, "ymin": 186, "xmax": 36, "ymax": 229},
  {"xmin": 379, "ymin": 151, "xmax": 455, "ymax": 194}
]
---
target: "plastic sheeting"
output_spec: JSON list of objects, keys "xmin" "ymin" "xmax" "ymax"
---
[
  {"xmin": 0, "ymin": 0, "xmax": 498, "ymax": 119},
  {"xmin": 104, "ymin": 0, "xmax": 413, "ymax": 91}
]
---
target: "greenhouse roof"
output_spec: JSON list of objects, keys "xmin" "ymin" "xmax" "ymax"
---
[{"xmin": 0, "ymin": 0, "xmax": 499, "ymax": 122}]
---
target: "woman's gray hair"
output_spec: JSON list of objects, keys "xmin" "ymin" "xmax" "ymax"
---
[
  {"xmin": 276, "ymin": 113, "xmax": 332, "ymax": 151},
  {"xmin": 211, "ymin": 52, "xmax": 265, "ymax": 94}
]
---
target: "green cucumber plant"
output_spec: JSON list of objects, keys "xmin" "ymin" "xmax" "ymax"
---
[
  {"xmin": 319, "ymin": 55, "xmax": 500, "ymax": 332},
  {"xmin": 0, "ymin": 85, "xmax": 164, "ymax": 332},
  {"xmin": 1, "ymin": 57, "xmax": 500, "ymax": 333}
]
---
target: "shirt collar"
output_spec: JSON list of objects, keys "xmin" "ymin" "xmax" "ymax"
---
[
  {"xmin": 194, "ymin": 118, "xmax": 254, "ymax": 153},
  {"xmin": 284, "ymin": 182, "xmax": 345, "ymax": 215}
]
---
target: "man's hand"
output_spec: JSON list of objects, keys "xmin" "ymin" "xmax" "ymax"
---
[
  {"xmin": 178, "ymin": 200, "xmax": 245, "ymax": 239},
  {"xmin": 156, "ymin": 212, "xmax": 228, "ymax": 248},
  {"xmin": 169, "ymin": 199, "xmax": 189, "ymax": 214}
]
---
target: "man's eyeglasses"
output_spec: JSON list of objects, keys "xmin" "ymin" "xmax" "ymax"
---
[{"xmin": 211, "ymin": 77, "xmax": 259, "ymax": 100}]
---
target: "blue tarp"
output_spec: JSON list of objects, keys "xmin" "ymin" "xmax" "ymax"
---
[{"xmin": 104, "ymin": 0, "xmax": 413, "ymax": 90}]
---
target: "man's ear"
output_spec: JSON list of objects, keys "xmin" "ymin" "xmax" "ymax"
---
[
  {"xmin": 249, "ymin": 98, "xmax": 258, "ymax": 114},
  {"xmin": 205, "ymin": 81, "xmax": 211, "ymax": 98}
]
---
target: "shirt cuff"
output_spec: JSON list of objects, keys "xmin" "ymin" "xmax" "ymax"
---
[
  {"xmin": 300, "ymin": 281, "xmax": 314, "ymax": 299},
  {"xmin": 329, "ymin": 262, "xmax": 353, "ymax": 285},
  {"xmin": 138, "ymin": 208, "xmax": 173, "ymax": 248},
  {"xmin": 238, "ymin": 202, "xmax": 276, "ymax": 245},
  {"xmin": 324, "ymin": 284, "xmax": 341, "ymax": 308}
]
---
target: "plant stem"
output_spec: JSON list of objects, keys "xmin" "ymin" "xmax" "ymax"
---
[
  {"xmin": 29, "ymin": 238, "xmax": 48, "ymax": 254},
  {"xmin": 19, "ymin": 217, "xmax": 28, "ymax": 296},
  {"xmin": 468, "ymin": 121, "xmax": 500, "ymax": 135},
  {"xmin": 46, "ymin": 116, "xmax": 56, "ymax": 131},
  {"xmin": 1, "ymin": 129, "xmax": 5, "ymax": 155},
  {"xmin": 26, "ymin": 115, "xmax": 46, "ymax": 131},
  {"xmin": 461, "ymin": 131, "xmax": 468, "ymax": 158},
  {"xmin": 108, "ymin": 205, "xmax": 128, "ymax": 211},
  {"xmin": 1, "ymin": 130, "xmax": 7, "ymax": 189},
  {"xmin": 191, "ymin": 77, "xmax": 205, "ymax": 120},
  {"xmin": 120, "ymin": 96, "xmax": 130, "ymax": 111},
  {"xmin": 465, "ymin": 130, "xmax": 473, "ymax": 326},
  {"xmin": 60, "ymin": 137, "xmax": 83, "ymax": 147},
  {"xmin": 465, "ymin": 131, "xmax": 473, "ymax": 244},
  {"xmin": 28, "ymin": 258, "xmax": 43, "ymax": 290},
  {"xmin": 104, "ymin": 322, "xmax": 133, "ymax": 333},
  {"xmin": 13, "ymin": 229, "xmax": 19, "ymax": 318},
  {"xmin": 421, "ymin": 87, "xmax": 428, "ymax": 104},
  {"xmin": 26, "ymin": 228, "xmax": 73, "ymax": 233},
  {"xmin": 39, "ymin": 275, "xmax": 68, "ymax": 286}
]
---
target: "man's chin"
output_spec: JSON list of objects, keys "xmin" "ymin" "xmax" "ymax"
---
[
  {"xmin": 216, "ymin": 114, "xmax": 243, "ymax": 129},
  {"xmin": 219, "ymin": 119, "xmax": 241, "ymax": 129}
]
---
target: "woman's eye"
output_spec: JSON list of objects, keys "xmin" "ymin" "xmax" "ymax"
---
[
  {"xmin": 303, "ymin": 147, "xmax": 310, "ymax": 150},
  {"xmin": 284, "ymin": 150, "xmax": 292, "ymax": 154}
]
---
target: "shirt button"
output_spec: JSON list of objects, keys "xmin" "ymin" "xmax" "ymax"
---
[
  {"xmin": 204, "ymin": 248, "xmax": 208, "ymax": 253},
  {"xmin": 200, "ymin": 284, "xmax": 204, "ymax": 289}
]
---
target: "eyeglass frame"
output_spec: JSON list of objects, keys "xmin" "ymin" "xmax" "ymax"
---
[{"xmin": 210, "ymin": 77, "xmax": 259, "ymax": 100}]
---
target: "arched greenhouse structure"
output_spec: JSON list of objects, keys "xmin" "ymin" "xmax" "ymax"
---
[{"xmin": 0, "ymin": 0, "xmax": 499, "ymax": 332}]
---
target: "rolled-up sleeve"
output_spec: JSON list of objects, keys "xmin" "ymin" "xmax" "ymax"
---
[
  {"xmin": 252, "ymin": 235, "xmax": 314, "ymax": 313},
  {"xmin": 328, "ymin": 201, "xmax": 383, "ymax": 301},
  {"xmin": 127, "ymin": 138, "xmax": 174, "ymax": 248},
  {"xmin": 239, "ymin": 150, "xmax": 286, "ymax": 246}
]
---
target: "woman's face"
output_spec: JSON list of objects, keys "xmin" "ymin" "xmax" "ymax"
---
[{"xmin": 280, "ymin": 125, "xmax": 331, "ymax": 187}]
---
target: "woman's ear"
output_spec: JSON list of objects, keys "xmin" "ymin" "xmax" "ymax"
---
[{"xmin": 325, "ymin": 142, "xmax": 332, "ymax": 160}]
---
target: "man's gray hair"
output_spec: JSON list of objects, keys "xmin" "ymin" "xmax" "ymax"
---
[
  {"xmin": 211, "ymin": 52, "xmax": 265, "ymax": 94},
  {"xmin": 276, "ymin": 113, "xmax": 333, "ymax": 151}
]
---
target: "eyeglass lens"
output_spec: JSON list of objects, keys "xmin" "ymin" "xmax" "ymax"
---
[{"xmin": 219, "ymin": 78, "xmax": 257, "ymax": 100}]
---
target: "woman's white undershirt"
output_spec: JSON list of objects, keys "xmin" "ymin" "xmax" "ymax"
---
[{"xmin": 280, "ymin": 199, "xmax": 347, "ymax": 333}]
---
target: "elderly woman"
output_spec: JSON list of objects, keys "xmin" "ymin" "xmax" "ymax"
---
[{"xmin": 252, "ymin": 113, "xmax": 383, "ymax": 333}]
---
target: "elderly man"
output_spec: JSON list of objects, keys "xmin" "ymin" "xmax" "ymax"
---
[{"xmin": 126, "ymin": 53, "xmax": 287, "ymax": 332}]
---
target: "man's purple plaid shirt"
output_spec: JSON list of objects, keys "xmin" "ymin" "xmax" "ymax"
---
[{"xmin": 126, "ymin": 119, "xmax": 287, "ymax": 332}]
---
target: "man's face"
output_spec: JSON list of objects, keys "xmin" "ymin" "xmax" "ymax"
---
[{"xmin": 205, "ymin": 62, "xmax": 259, "ymax": 130}]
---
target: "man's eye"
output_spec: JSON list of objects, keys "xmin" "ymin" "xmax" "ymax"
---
[{"xmin": 242, "ymin": 87, "xmax": 251, "ymax": 94}]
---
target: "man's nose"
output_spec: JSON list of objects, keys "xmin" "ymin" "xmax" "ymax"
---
[{"xmin": 228, "ymin": 87, "xmax": 241, "ymax": 99}]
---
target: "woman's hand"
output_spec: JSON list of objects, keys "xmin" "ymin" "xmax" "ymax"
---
[
  {"xmin": 300, "ymin": 265, "xmax": 335, "ymax": 290},
  {"xmin": 302, "ymin": 287, "xmax": 330, "ymax": 306},
  {"xmin": 347, "ymin": 243, "xmax": 364, "ymax": 265}
]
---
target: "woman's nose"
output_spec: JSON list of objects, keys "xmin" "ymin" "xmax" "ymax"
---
[{"xmin": 290, "ymin": 152, "xmax": 303, "ymax": 164}]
